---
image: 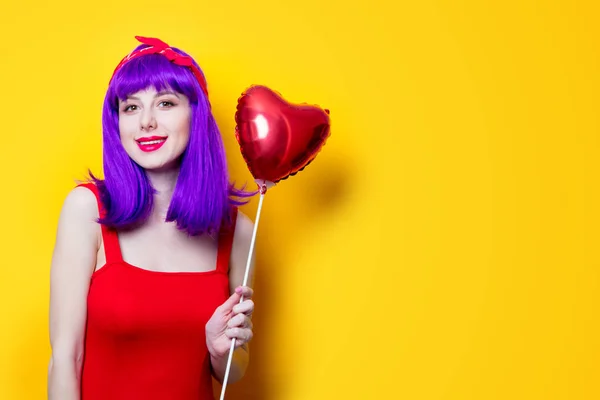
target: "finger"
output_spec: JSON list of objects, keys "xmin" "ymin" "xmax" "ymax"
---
[
  {"xmin": 233, "ymin": 299, "xmax": 255, "ymax": 315},
  {"xmin": 234, "ymin": 286, "xmax": 254, "ymax": 299},
  {"xmin": 242, "ymin": 316, "xmax": 253, "ymax": 330},
  {"xmin": 227, "ymin": 313, "xmax": 246, "ymax": 328},
  {"xmin": 216, "ymin": 291, "xmax": 241, "ymax": 313},
  {"xmin": 227, "ymin": 314, "xmax": 253, "ymax": 329},
  {"xmin": 226, "ymin": 327, "xmax": 253, "ymax": 343}
]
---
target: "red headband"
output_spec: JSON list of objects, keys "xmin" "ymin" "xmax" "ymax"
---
[{"xmin": 111, "ymin": 36, "xmax": 209, "ymax": 101}]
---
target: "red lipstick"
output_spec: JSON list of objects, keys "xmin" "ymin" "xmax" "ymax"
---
[{"xmin": 136, "ymin": 136, "xmax": 167, "ymax": 153}]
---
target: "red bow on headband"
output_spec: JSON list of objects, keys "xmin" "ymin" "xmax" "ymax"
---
[{"xmin": 111, "ymin": 36, "xmax": 209, "ymax": 101}]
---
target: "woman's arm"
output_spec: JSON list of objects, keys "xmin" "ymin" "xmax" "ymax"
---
[
  {"xmin": 48, "ymin": 187, "xmax": 99, "ymax": 399},
  {"xmin": 207, "ymin": 211, "xmax": 256, "ymax": 384}
]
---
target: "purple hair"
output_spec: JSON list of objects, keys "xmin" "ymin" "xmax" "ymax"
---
[{"xmin": 87, "ymin": 43, "xmax": 254, "ymax": 236}]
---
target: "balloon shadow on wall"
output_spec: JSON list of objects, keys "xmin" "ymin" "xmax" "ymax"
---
[
  {"xmin": 289, "ymin": 153, "xmax": 352, "ymax": 217},
  {"xmin": 263, "ymin": 148, "xmax": 353, "ymax": 227}
]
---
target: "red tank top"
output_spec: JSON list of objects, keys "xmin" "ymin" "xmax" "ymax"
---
[{"xmin": 77, "ymin": 182, "xmax": 236, "ymax": 399}]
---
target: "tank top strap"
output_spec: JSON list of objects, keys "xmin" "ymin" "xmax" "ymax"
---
[
  {"xmin": 216, "ymin": 207, "xmax": 238, "ymax": 274},
  {"xmin": 76, "ymin": 182, "xmax": 124, "ymax": 265}
]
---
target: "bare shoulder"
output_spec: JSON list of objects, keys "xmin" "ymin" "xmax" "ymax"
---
[
  {"xmin": 54, "ymin": 185, "xmax": 101, "ymax": 251},
  {"xmin": 61, "ymin": 185, "xmax": 99, "ymax": 218}
]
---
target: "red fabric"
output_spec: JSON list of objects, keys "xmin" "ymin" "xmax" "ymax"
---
[
  {"xmin": 111, "ymin": 36, "xmax": 210, "ymax": 101},
  {"xmin": 77, "ymin": 182, "xmax": 237, "ymax": 399}
]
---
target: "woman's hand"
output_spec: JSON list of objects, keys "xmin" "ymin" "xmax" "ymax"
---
[{"xmin": 206, "ymin": 286, "xmax": 255, "ymax": 358}]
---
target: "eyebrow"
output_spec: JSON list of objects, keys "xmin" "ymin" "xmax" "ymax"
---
[{"xmin": 125, "ymin": 90, "xmax": 180, "ymax": 101}]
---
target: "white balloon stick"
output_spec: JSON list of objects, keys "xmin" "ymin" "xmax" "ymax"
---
[{"xmin": 219, "ymin": 181, "xmax": 270, "ymax": 400}]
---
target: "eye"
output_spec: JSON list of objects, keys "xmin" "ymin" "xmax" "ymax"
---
[
  {"xmin": 122, "ymin": 104, "xmax": 138, "ymax": 112},
  {"xmin": 158, "ymin": 100, "xmax": 175, "ymax": 108}
]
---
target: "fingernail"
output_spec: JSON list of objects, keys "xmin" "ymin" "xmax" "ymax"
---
[{"xmin": 235, "ymin": 287, "xmax": 242, "ymax": 294}]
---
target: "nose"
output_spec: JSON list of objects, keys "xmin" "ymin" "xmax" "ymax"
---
[{"xmin": 140, "ymin": 108, "xmax": 157, "ymax": 131}]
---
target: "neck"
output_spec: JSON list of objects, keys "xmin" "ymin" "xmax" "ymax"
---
[{"xmin": 145, "ymin": 167, "xmax": 180, "ymax": 222}]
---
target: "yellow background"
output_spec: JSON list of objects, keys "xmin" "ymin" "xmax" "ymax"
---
[{"xmin": 1, "ymin": 1, "xmax": 598, "ymax": 399}]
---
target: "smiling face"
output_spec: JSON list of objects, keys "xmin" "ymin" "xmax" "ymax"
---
[{"xmin": 118, "ymin": 87, "xmax": 192, "ymax": 172}]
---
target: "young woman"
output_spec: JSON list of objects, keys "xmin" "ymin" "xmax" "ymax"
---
[{"xmin": 48, "ymin": 36, "xmax": 257, "ymax": 399}]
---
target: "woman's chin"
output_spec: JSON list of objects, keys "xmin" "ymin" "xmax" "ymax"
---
[{"xmin": 136, "ymin": 157, "xmax": 181, "ymax": 173}]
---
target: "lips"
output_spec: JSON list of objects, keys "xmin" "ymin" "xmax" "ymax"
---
[{"xmin": 136, "ymin": 136, "xmax": 167, "ymax": 153}]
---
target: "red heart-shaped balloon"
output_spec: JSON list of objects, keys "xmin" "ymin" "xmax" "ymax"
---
[{"xmin": 234, "ymin": 85, "xmax": 331, "ymax": 185}]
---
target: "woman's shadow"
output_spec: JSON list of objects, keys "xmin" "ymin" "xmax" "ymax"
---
[{"xmin": 214, "ymin": 136, "xmax": 352, "ymax": 399}]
